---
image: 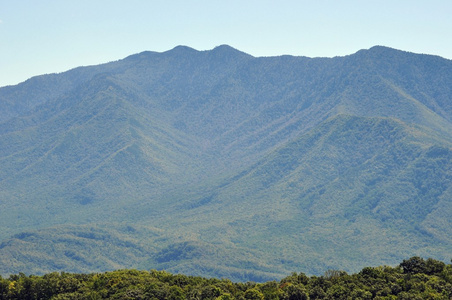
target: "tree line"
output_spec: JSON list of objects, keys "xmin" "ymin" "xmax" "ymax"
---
[{"xmin": 0, "ymin": 256, "xmax": 451, "ymax": 299}]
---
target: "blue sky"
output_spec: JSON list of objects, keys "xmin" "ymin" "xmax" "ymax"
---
[{"xmin": 1, "ymin": 0, "xmax": 451, "ymax": 87}]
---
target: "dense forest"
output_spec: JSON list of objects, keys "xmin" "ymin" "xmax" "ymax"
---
[{"xmin": 0, "ymin": 257, "xmax": 451, "ymax": 299}]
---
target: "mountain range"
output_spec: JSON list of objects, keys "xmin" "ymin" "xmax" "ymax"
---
[{"xmin": 0, "ymin": 45, "xmax": 451, "ymax": 281}]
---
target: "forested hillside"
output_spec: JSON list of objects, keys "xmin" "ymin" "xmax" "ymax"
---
[{"xmin": 0, "ymin": 45, "xmax": 451, "ymax": 279}]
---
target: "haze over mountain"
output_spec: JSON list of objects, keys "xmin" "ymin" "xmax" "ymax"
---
[{"xmin": 0, "ymin": 45, "xmax": 451, "ymax": 281}]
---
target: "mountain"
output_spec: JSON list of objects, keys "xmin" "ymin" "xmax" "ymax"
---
[{"xmin": 0, "ymin": 45, "xmax": 451, "ymax": 280}]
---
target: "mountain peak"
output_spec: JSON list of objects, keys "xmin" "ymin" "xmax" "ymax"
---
[
  {"xmin": 164, "ymin": 45, "xmax": 199, "ymax": 56},
  {"xmin": 353, "ymin": 45, "xmax": 422, "ymax": 60},
  {"xmin": 368, "ymin": 45, "xmax": 397, "ymax": 52},
  {"xmin": 212, "ymin": 44, "xmax": 239, "ymax": 52},
  {"xmin": 172, "ymin": 45, "xmax": 197, "ymax": 52},
  {"xmin": 209, "ymin": 44, "xmax": 253, "ymax": 59}
]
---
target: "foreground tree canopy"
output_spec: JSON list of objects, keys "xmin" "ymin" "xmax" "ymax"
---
[{"xmin": 0, "ymin": 257, "xmax": 451, "ymax": 299}]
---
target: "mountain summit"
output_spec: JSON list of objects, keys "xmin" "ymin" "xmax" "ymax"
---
[{"xmin": 0, "ymin": 46, "xmax": 451, "ymax": 280}]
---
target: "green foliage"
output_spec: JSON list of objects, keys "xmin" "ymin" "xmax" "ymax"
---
[
  {"xmin": 0, "ymin": 258, "xmax": 450, "ymax": 299},
  {"xmin": 244, "ymin": 288, "xmax": 264, "ymax": 300},
  {"xmin": 400, "ymin": 257, "xmax": 446, "ymax": 276}
]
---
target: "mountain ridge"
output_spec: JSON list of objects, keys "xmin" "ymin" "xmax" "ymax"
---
[{"xmin": 0, "ymin": 45, "xmax": 451, "ymax": 280}]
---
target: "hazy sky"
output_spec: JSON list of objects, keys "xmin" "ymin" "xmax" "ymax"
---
[{"xmin": 1, "ymin": 0, "xmax": 451, "ymax": 87}]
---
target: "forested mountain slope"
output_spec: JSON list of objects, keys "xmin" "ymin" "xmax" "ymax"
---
[{"xmin": 0, "ymin": 45, "xmax": 451, "ymax": 280}]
